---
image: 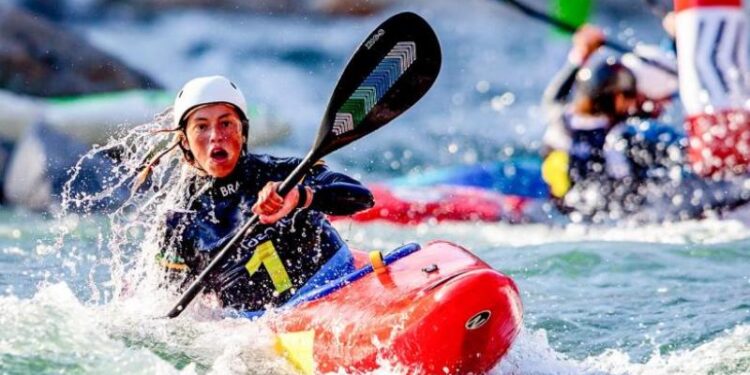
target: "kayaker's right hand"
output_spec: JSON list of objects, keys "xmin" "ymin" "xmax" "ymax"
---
[
  {"xmin": 253, "ymin": 181, "xmax": 298, "ymax": 224},
  {"xmin": 569, "ymin": 25, "xmax": 605, "ymax": 65},
  {"xmin": 252, "ymin": 182, "xmax": 314, "ymax": 224}
]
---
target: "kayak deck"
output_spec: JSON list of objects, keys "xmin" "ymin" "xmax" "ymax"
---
[{"xmin": 269, "ymin": 241, "xmax": 523, "ymax": 374}]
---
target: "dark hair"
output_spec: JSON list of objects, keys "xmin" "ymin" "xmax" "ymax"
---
[{"xmin": 575, "ymin": 60, "xmax": 637, "ymax": 116}]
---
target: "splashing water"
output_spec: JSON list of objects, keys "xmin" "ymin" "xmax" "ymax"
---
[
  {"xmin": 6, "ymin": 110, "xmax": 742, "ymax": 374},
  {"xmin": 55, "ymin": 107, "xmax": 204, "ymax": 307},
  {"xmin": 41, "ymin": 110, "xmax": 421, "ymax": 374}
]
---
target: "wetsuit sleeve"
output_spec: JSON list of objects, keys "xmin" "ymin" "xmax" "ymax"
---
[
  {"xmin": 302, "ymin": 162, "xmax": 374, "ymax": 215},
  {"xmin": 542, "ymin": 61, "xmax": 580, "ymax": 108},
  {"xmin": 540, "ymin": 61, "xmax": 581, "ymax": 197},
  {"xmin": 155, "ymin": 210, "xmax": 193, "ymax": 282},
  {"xmin": 541, "ymin": 62, "xmax": 580, "ymax": 154}
]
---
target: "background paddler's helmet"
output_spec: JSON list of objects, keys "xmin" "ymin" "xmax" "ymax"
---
[
  {"xmin": 173, "ymin": 75, "xmax": 249, "ymax": 139},
  {"xmin": 575, "ymin": 59, "xmax": 637, "ymax": 116}
]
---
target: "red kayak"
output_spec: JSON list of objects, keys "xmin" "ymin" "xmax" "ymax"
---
[
  {"xmin": 270, "ymin": 241, "xmax": 523, "ymax": 374},
  {"xmin": 332, "ymin": 184, "xmax": 531, "ymax": 225}
]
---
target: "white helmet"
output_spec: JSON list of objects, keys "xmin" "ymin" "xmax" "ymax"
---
[{"xmin": 173, "ymin": 75, "xmax": 248, "ymax": 128}]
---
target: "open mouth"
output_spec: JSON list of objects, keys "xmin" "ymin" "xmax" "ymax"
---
[{"xmin": 210, "ymin": 148, "xmax": 229, "ymax": 161}]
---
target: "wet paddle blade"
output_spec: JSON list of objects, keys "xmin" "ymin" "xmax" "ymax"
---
[{"xmin": 310, "ymin": 11, "xmax": 442, "ymax": 160}]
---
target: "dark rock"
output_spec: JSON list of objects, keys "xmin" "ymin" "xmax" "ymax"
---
[
  {"xmin": 4, "ymin": 120, "xmax": 129, "ymax": 212},
  {"xmin": 99, "ymin": 0, "xmax": 393, "ymax": 16},
  {"xmin": 0, "ymin": 4, "xmax": 161, "ymax": 97},
  {"xmin": 20, "ymin": 0, "xmax": 67, "ymax": 21},
  {"xmin": 310, "ymin": 0, "xmax": 394, "ymax": 16}
]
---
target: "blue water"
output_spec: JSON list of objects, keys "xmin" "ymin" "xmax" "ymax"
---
[
  {"xmin": 2, "ymin": 0, "xmax": 750, "ymax": 374},
  {"xmin": 1, "ymin": 210, "xmax": 749, "ymax": 374}
]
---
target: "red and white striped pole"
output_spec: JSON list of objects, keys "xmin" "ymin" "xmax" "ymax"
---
[{"xmin": 674, "ymin": 0, "xmax": 750, "ymax": 176}]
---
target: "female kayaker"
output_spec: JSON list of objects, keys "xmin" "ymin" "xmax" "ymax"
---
[
  {"xmin": 141, "ymin": 75, "xmax": 374, "ymax": 311},
  {"xmin": 540, "ymin": 26, "xmax": 637, "ymax": 200},
  {"xmin": 540, "ymin": 25, "xmax": 678, "ymax": 209}
]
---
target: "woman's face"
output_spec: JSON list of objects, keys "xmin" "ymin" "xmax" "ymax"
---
[{"xmin": 182, "ymin": 103, "xmax": 245, "ymax": 178}]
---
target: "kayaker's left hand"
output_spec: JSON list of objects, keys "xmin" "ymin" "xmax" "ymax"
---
[
  {"xmin": 569, "ymin": 25, "xmax": 604, "ymax": 65},
  {"xmin": 252, "ymin": 182, "xmax": 313, "ymax": 224}
]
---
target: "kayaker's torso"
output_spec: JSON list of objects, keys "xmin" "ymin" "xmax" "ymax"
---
[
  {"xmin": 541, "ymin": 61, "xmax": 623, "ymax": 188},
  {"xmin": 158, "ymin": 153, "xmax": 374, "ymax": 311}
]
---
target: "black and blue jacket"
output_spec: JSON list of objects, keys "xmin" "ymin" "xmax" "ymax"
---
[{"xmin": 158, "ymin": 153, "xmax": 374, "ymax": 311}]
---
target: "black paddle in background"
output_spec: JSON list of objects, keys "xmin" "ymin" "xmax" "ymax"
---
[
  {"xmin": 499, "ymin": 0, "xmax": 678, "ymax": 76},
  {"xmin": 166, "ymin": 11, "xmax": 442, "ymax": 318}
]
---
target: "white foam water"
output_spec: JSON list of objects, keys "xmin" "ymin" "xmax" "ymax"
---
[
  {"xmin": 3, "ymin": 279, "xmax": 748, "ymax": 374},
  {"xmin": 496, "ymin": 325, "xmax": 750, "ymax": 375},
  {"xmin": 335, "ymin": 217, "xmax": 750, "ymax": 251}
]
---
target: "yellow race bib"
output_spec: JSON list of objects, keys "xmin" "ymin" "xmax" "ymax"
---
[{"xmin": 245, "ymin": 241, "xmax": 293, "ymax": 294}]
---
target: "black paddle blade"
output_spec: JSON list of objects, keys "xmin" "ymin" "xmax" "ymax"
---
[{"xmin": 311, "ymin": 12, "xmax": 442, "ymax": 160}]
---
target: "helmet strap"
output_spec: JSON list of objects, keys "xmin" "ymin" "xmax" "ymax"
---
[{"xmin": 241, "ymin": 118, "xmax": 250, "ymax": 155}]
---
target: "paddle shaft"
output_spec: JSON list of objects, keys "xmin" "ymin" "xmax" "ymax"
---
[
  {"xmin": 165, "ymin": 154, "xmax": 314, "ymax": 318},
  {"xmin": 502, "ymin": 0, "xmax": 678, "ymax": 76}
]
